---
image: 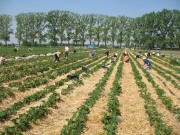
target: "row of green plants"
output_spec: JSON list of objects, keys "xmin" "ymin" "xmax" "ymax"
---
[
  {"xmin": 102, "ymin": 55, "xmax": 123, "ymax": 135},
  {"xmin": 0, "ymin": 86, "xmax": 14, "ymax": 102},
  {"xmin": 0, "ymin": 54, "xmax": 90, "ymax": 103},
  {"xmin": 60, "ymin": 55, "xmax": 119, "ymax": 135},
  {"xmin": 130, "ymin": 53, "xmax": 180, "ymax": 121},
  {"xmin": 0, "ymin": 92, "xmax": 60, "ymax": 135},
  {"xmin": 150, "ymin": 60, "xmax": 180, "ymax": 82},
  {"xmin": 0, "ymin": 56, "xmax": 53, "ymax": 75},
  {"xmin": 151, "ymin": 56, "xmax": 180, "ymax": 74},
  {"xmin": 0, "ymin": 51, "xmax": 92, "ymax": 76},
  {"xmin": 9, "ymin": 54, "xmax": 101, "ymax": 91},
  {"xmin": 0, "ymin": 53, "xmax": 88, "ymax": 84},
  {"xmin": 150, "ymin": 62, "xmax": 180, "ymax": 90},
  {"xmin": 0, "ymin": 53, "xmax": 112, "ymax": 134},
  {"xmin": 129, "ymin": 55, "xmax": 172, "ymax": 135},
  {"xmin": 0, "ymin": 55, "xmax": 108, "ymax": 122},
  {"xmin": 61, "ymin": 54, "xmax": 113, "ymax": 95},
  {"xmin": 132, "ymin": 52, "xmax": 180, "ymax": 90}
]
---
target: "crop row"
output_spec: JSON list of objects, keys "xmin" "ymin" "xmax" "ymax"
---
[
  {"xmin": 129, "ymin": 55, "xmax": 172, "ymax": 135},
  {"xmin": 130, "ymin": 53, "xmax": 180, "ymax": 121},
  {"xmin": 61, "ymin": 55, "xmax": 110, "ymax": 95},
  {"xmin": 9, "ymin": 54, "xmax": 102, "ymax": 92},
  {"xmin": 0, "ymin": 54, "xmax": 111, "ymax": 134},
  {"xmin": 0, "ymin": 92, "xmax": 60, "ymax": 135},
  {"xmin": 132, "ymin": 52, "xmax": 180, "ymax": 90},
  {"xmin": 0, "ymin": 55, "xmax": 108, "ymax": 122},
  {"xmin": 151, "ymin": 57, "xmax": 180, "ymax": 74},
  {"xmin": 0, "ymin": 53, "xmax": 88, "ymax": 84},
  {"xmin": 0, "ymin": 55, "xmax": 90, "ymax": 102},
  {"xmin": 0, "ymin": 86, "xmax": 14, "ymax": 102},
  {"xmin": 60, "ymin": 55, "xmax": 119, "ymax": 135},
  {"xmin": 102, "ymin": 55, "xmax": 123, "ymax": 135}
]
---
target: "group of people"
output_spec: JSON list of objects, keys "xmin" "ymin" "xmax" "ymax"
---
[{"xmin": 54, "ymin": 46, "xmax": 70, "ymax": 62}]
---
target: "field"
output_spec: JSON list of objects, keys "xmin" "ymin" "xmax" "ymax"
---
[{"xmin": 0, "ymin": 46, "xmax": 180, "ymax": 135}]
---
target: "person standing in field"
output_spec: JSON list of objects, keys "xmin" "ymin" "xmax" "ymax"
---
[
  {"xmin": 73, "ymin": 47, "xmax": 77, "ymax": 54},
  {"xmin": 105, "ymin": 49, "xmax": 110, "ymax": 57},
  {"xmin": 54, "ymin": 50, "xmax": 62, "ymax": 62},
  {"xmin": 65, "ymin": 46, "xmax": 69, "ymax": 60}
]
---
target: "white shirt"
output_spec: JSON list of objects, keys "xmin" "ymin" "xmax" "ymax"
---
[
  {"xmin": 65, "ymin": 46, "xmax": 69, "ymax": 52},
  {"xmin": 0, "ymin": 57, "xmax": 5, "ymax": 64}
]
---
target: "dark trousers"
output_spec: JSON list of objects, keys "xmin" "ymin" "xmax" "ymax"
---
[{"xmin": 55, "ymin": 54, "xmax": 59, "ymax": 61}]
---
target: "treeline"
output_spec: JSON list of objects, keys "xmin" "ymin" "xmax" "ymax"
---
[{"xmin": 0, "ymin": 9, "xmax": 180, "ymax": 49}]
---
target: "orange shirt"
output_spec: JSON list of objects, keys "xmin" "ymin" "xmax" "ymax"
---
[{"xmin": 124, "ymin": 56, "xmax": 129, "ymax": 62}]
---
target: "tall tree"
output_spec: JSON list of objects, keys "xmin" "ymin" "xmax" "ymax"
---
[
  {"xmin": 0, "ymin": 14, "xmax": 13, "ymax": 45},
  {"xmin": 46, "ymin": 10, "xmax": 60, "ymax": 45}
]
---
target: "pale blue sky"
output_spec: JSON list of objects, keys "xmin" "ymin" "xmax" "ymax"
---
[
  {"xmin": 1, "ymin": 0, "xmax": 180, "ymax": 17},
  {"xmin": 0, "ymin": 0, "xmax": 180, "ymax": 43}
]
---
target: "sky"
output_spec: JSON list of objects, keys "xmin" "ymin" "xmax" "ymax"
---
[{"xmin": 0, "ymin": 0, "xmax": 180, "ymax": 43}]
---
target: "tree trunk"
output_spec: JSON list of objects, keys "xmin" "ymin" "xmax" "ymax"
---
[{"xmin": 5, "ymin": 40, "xmax": 7, "ymax": 46}]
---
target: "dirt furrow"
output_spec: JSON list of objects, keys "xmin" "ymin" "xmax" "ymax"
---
[
  {"xmin": 0, "ymin": 57, "xmax": 107, "ymax": 130},
  {"xmin": 117, "ymin": 62, "xmax": 154, "ymax": 135},
  {"xmin": 137, "ymin": 58, "xmax": 180, "ymax": 107},
  {"xmin": 132, "ymin": 57, "xmax": 180, "ymax": 135},
  {"xmin": 25, "ymin": 66, "xmax": 107, "ymax": 135},
  {"xmin": 1, "ymin": 57, "xmax": 89, "ymax": 87},
  {"xmin": 149, "ymin": 58, "xmax": 180, "ymax": 82},
  {"xmin": 0, "ymin": 57, "xmax": 93, "ymax": 111},
  {"xmin": 81, "ymin": 58, "xmax": 120, "ymax": 135}
]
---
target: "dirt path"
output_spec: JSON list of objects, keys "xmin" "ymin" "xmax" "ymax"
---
[
  {"xmin": 151, "ymin": 57, "xmax": 180, "ymax": 74},
  {"xmin": 116, "ymin": 62, "xmax": 154, "ymax": 135},
  {"xmin": 137, "ymin": 58, "xmax": 180, "ymax": 108},
  {"xmin": 81, "ymin": 58, "xmax": 120, "ymax": 135},
  {"xmin": 25, "ymin": 65, "xmax": 107, "ymax": 135},
  {"xmin": 131, "ymin": 57, "xmax": 180, "ymax": 135},
  {"xmin": 2, "ymin": 57, "xmax": 89, "ymax": 88},
  {"xmin": 0, "ymin": 57, "xmax": 107, "ymax": 131},
  {"xmin": 0, "ymin": 57, "xmax": 94, "ymax": 111},
  {"xmin": 149, "ymin": 58, "xmax": 180, "ymax": 82}
]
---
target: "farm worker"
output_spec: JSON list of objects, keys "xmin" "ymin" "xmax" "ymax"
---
[
  {"xmin": 114, "ymin": 53, "xmax": 118, "ymax": 58},
  {"xmin": 54, "ymin": 50, "xmax": 62, "ymax": 62},
  {"xmin": 65, "ymin": 46, "xmax": 69, "ymax": 60},
  {"xmin": 14, "ymin": 46, "xmax": 19, "ymax": 52},
  {"xmin": 73, "ymin": 47, "xmax": 77, "ymax": 54},
  {"xmin": 89, "ymin": 50, "xmax": 95, "ymax": 57},
  {"xmin": 105, "ymin": 49, "xmax": 110, "ymax": 57},
  {"xmin": 143, "ymin": 57, "xmax": 152, "ymax": 70},
  {"xmin": 136, "ymin": 52, "xmax": 140, "ymax": 59},
  {"xmin": 111, "ymin": 57, "xmax": 116, "ymax": 63},
  {"xmin": 156, "ymin": 52, "xmax": 160, "ymax": 56},
  {"xmin": 124, "ymin": 54, "xmax": 129, "ymax": 63},
  {"xmin": 0, "ymin": 55, "xmax": 5, "ymax": 65},
  {"xmin": 28, "ymin": 48, "xmax": 32, "ymax": 52}
]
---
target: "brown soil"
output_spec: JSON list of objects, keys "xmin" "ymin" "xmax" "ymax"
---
[
  {"xmin": 0, "ymin": 57, "xmax": 91, "ymax": 111},
  {"xmin": 149, "ymin": 57, "xmax": 180, "ymax": 82},
  {"xmin": 131, "ymin": 56, "xmax": 180, "ymax": 135},
  {"xmin": 25, "ymin": 66, "xmax": 106, "ymax": 135},
  {"xmin": 1, "ymin": 57, "xmax": 89, "ymax": 87},
  {"xmin": 0, "ymin": 56, "xmax": 106, "ymax": 131},
  {"xmin": 116, "ymin": 61, "xmax": 154, "ymax": 135},
  {"xmin": 137, "ymin": 58, "xmax": 180, "ymax": 108},
  {"xmin": 81, "ymin": 57, "xmax": 120, "ymax": 135}
]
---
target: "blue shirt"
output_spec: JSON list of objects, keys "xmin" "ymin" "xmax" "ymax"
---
[{"xmin": 145, "ymin": 59, "xmax": 151, "ymax": 66}]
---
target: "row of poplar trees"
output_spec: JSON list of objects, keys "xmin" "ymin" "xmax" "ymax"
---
[{"xmin": 0, "ymin": 9, "xmax": 180, "ymax": 49}]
